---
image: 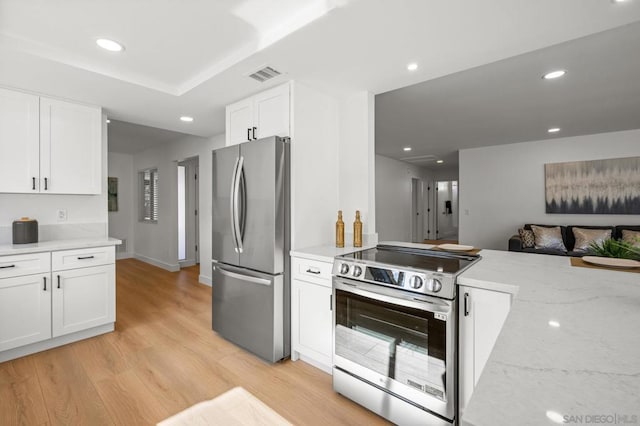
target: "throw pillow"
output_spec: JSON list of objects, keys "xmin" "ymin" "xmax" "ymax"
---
[
  {"xmin": 518, "ymin": 228, "xmax": 535, "ymax": 248},
  {"xmin": 572, "ymin": 227, "xmax": 612, "ymax": 252},
  {"xmin": 531, "ymin": 225, "xmax": 567, "ymax": 251},
  {"xmin": 622, "ymin": 229, "xmax": 640, "ymax": 248}
]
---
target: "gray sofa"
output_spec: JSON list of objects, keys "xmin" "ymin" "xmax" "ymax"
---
[{"xmin": 508, "ymin": 224, "xmax": 640, "ymax": 257}]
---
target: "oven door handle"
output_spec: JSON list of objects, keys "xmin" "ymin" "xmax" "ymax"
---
[{"xmin": 334, "ymin": 279, "xmax": 453, "ymax": 315}]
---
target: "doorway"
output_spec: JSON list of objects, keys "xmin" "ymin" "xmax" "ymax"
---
[
  {"xmin": 410, "ymin": 178, "xmax": 424, "ymax": 243},
  {"xmin": 435, "ymin": 180, "xmax": 458, "ymax": 241},
  {"xmin": 178, "ymin": 157, "xmax": 199, "ymax": 267}
]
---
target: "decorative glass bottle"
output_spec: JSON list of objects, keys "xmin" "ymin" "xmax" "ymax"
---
[
  {"xmin": 354, "ymin": 210, "xmax": 363, "ymax": 248},
  {"xmin": 336, "ymin": 210, "xmax": 345, "ymax": 248}
]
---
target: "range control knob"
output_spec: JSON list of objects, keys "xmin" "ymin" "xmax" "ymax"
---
[
  {"xmin": 340, "ymin": 263, "xmax": 350, "ymax": 275},
  {"xmin": 427, "ymin": 278, "xmax": 443, "ymax": 293},
  {"xmin": 352, "ymin": 265, "xmax": 363, "ymax": 277},
  {"xmin": 409, "ymin": 275, "xmax": 424, "ymax": 289}
]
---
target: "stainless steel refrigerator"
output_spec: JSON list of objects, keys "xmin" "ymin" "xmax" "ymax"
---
[{"xmin": 211, "ymin": 136, "xmax": 290, "ymax": 363}]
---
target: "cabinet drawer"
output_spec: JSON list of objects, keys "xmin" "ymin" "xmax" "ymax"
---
[
  {"xmin": 52, "ymin": 246, "xmax": 115, "ymax": 271},
  {"xmin": 0, "ymin": 252, "xmax": 50, "ymax": 279},
  {"xmin": 292, "ymin": 257, "xmax": 333, "ymax": 286}
]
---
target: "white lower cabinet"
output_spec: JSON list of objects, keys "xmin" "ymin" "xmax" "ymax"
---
[
  {"xmin": 0, "ymin": 273, "xmax": 52, "ymax": 352},
  {"xmin": 458, "ymin": 285, "xmax": 512, "ymax": 416},
  {"xmin": 52, "ymin": 264, "xmax": 115, "ymax": 337},
  {"xmin": 291, "ymin": 256, "xmax": 333, "ymax": 373}
]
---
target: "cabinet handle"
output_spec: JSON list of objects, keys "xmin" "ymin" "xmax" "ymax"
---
[
  {"xmin": 43, "ymin": 276, "xmax": 47, "ymax": 291},
  {"xmin": 77, "ymin": 256, "xmax": 95, "ymax": 260},
  {"xmin": 44, "ymin": 177, "xmax": 48, "ymax": 191},
  {"xmin": 57, "ymin": 275, "xmax": 61, "ymax": 289},
  {"xmin": 0, "ymin": 264, "xmax": 16, "ymax": 269},
  {"xmin": 330, "ymin": 294, "xmax": 333, "ymax": 311},
  {"xmin": 252, "ymin": 126, "xmax": 257, "ymax": 140},
  {"xmin": 32, "ymin": 177, "xmax": 36, "ymax": 190},
  {"xmin": 306, "ymin": 268, "xmax": 321, "ymax": 275},
  {"xmin": 464, "ymin": 292, "xmax": 470, "ymax": 317},
  {"xmin": 247, "ymin": 128, "xmax": 251, "ymax": 141}
]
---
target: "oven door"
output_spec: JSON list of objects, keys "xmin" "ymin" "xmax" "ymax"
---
[{"xmin": 333, "ymin": 277, "xmax": 456, "ymax": 421}]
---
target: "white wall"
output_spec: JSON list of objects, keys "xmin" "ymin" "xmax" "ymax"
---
[
  {"xmin": 290, "ymin": 82, "xmax": 340, "ymax": 249},
  {"xmin": 338, "ymin": 91, "xmax": 377, "ymax": 244},
  {"xmin": 375, "ymin": 155, "xmax": 432, "ymax": 242},
  {"xmin": 0, "ymin": 115, "xmax": 108, "ymax": 244},
  {"xmin": 459, "ymin": 129, "xmax": 640, "ymax": 250},
  {"xmin": 132, "ymin": 134, "xmax": 225, "ymax": 283},
  {"xmin": 107, "ymin": 152, "xmax": 135, "ymax": 258}
]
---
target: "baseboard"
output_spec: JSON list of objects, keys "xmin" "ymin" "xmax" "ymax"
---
[
  {"xmin": 0, "ymin": 323, "xmax": 114, "ymax": 363},
  {"xmin": 179, "ymin": 259, "xmax": 196, "ymax": 268},
  {"xmin": 116, "ymin": 252, "xmax": 133, "ymax": 260},
  {"xmin": 199, "ymin": 274, "xmax": 212, "ymax": 286},
  {"xmin": 134, "ymin": 254, "xmax": 180, "ymax": 272}
]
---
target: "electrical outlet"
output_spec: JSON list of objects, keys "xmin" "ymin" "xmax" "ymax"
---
[{"xmin": 57, "ymin": 209, "xmax": 68, "ymax": 222}]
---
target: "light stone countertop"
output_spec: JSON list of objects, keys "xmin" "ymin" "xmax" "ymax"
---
[
  {"xmin": 458, "ymin": 249, "xmax": 640, "ymax": 426},
  {"xmin": 0, "ymin": 237, "xmax": 122, "ymax": 256}
]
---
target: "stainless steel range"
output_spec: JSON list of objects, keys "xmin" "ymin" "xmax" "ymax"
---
[{"xmin": 332, "ymin": 243, "xmax": 481, "ymax": 426}]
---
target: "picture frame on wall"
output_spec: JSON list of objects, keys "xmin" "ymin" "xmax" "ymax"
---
[
  {"xmin": 108, "ymin": 177, "xmax": 118, "ymax": 212},
  {"xmin": 544, "ymin": 156, "xmax": 640, "ymax": 214}
]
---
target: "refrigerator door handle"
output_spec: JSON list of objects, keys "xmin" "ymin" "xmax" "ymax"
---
[
  {"xmin": 230, "ymin": 156, "xmax": 240, "ymax": 252},
  {"xmin": 214, "ymin": 264, "xmax": 271, "ymax": 286},
  {"xmin": 233, "ymin": 156, "xmax": 245, "ymax": 253}
]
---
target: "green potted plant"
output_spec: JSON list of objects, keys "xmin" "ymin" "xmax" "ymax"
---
[{"xmin": 589, "ymin": 238, "xmax": 640, "ymax": 261}]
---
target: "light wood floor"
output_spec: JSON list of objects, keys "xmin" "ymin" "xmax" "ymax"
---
[{"xmin": 0, "ymin": 259, "xmax": 389, "ymax": 426}]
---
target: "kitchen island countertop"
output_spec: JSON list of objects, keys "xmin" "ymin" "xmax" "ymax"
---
[{"xmin": 458, "ymin": 249, "xmax": 640, "ymax": 426}]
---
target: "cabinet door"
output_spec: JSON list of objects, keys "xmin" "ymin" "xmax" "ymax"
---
[
  {"xmin": 40, "ymin": 97, "xmax": 102, "ymax": 194},
  {"xmin": 0, "ymin": 88, "xmax": 40, "ymax": 193},
  {"xmin": 52, "ymin": 264, "xmax": 115, "ymax": 337},
  {"xmin": 0, "ymin": 273, "xmax": 51, "ymax": 351},
  {"xmin": 292, "ymin": 278, "xmax": 332, "ymax": 367},
  {"xmin": 253, "ymin": 83, "xmax": 290, "ymax": 139},
  {"xmin": 459, "ymin": 286, "xmax": 511, "ymax": 416},
  {"xmin": 226, "ymin": 98, "xmax": 254, "ymax": 146}
]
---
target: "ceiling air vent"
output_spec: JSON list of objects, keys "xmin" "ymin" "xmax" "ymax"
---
[
  {"xmin": 248, "ymin": 66, "xmax": 282, "ymax": 83},
  {"xmin": 401, "ymin": 154, "xmax": 438, "ymax": 165}
]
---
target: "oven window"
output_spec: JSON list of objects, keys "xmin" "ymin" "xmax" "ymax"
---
[{"xmin": 335, "ymin": 289, "xmax": 448, "ymax": 400}]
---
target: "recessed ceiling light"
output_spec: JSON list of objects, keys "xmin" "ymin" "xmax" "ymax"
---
[
  {"xmin": 613, "ymin": 0, "xmax": 629, "ymax": 3},
  {"xmin": 180, "ymin": 116, "xmax": 194, "ymax": 122},
  {"xmin": 106, "ymin": 119, "xmax": 111, "ymax": 124},
  {"xmin": 548, "ymin": 127, "xmax": 561, "ymax": 133},
  {"xmin": 548, "ymin": 320, "xmax": 560, "ymax": 328},
  {"xmin": 96, "ymin": 38, "xmax": 124, "ymax": 52},
  {"xmin": 436, "ymin": 160, "xmax": 444, "ymax": 164},
  {"xmin": 407, "ymin": 63, "xmax": 418, "ymax": 71},
  {"xmin": 403, "ymin": 147, "xmax": 412, "ymax": 152},
  {"xmin": 542, "ymin": 70, "xmax": 566, "ymax": 80}
]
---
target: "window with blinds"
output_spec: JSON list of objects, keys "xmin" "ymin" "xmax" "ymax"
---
[{"xmin": 139, "ymin": 168, "xmax": 158, "ymax": 223}]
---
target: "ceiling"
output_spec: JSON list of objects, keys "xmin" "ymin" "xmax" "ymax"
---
[
  {"xmin": 375, "ymin": 21, "xmax": 640, "ymax": 169},
  {"xmin": 1, "ymin": 0, "xmax": 640, "ymax": 141},
  {"xmin": 107, "ymin": 120, "xmax": 194, "ymax": 154}
]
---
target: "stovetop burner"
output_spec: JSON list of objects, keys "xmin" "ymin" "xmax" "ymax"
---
[
  {"xmin": 333, "ymin": 243, "xmax": 481, "ymax": 299},
  {"xmin": 340, "ymin": 244, "xmax": 479, "ymax": 274}
]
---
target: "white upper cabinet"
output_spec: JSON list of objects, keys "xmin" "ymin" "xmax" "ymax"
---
[
  {"xmin": 0, "ymin": 87, "xmax": 102, "ymax": 195},
  {"xmin": 225, "ymin": 82, "xmax": 290, "ymax": 146},
  {"xmin": 0, "ymin": 88, "xmax": 40, "ymax": 193},
  {"xmin": 40, "ymin": 97, "xmax": 102, "ymax": 194}
]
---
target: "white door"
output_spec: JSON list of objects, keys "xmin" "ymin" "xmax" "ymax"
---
[
  {"xmin": 226, "ymin": 98, "xmax": 254, "ymax": 146},
  {"xmin": 52, "ymin": 265, "xmax": 115, "ymax": 337},
  {"xmin": 459, "ymin": 286, "xmax": 512, "ymax": 416},
  {"xmin": 294, "ymin": 279, "xmax": 332, "ymax": 364},
  {"xmin": 40, "ymin": 97, "xmax": 102, "ymax": 194},
  {"xmin": 253, "ymin": 84, "xmax": 290, "ymax": 139},
  {"xmin": 0, "ymin": 88, "xmax": 40, "ymax": 193},
  {"xmin": 0, "ymin": 273, "xmax": 51, "ymax": 351}
]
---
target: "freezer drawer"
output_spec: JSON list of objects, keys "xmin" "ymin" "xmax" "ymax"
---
[{"xmin": 212, "ymin": 262, "xmax": 286, "ymax": 363}]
